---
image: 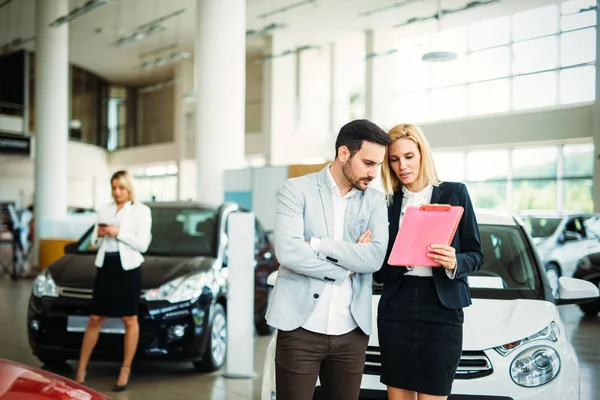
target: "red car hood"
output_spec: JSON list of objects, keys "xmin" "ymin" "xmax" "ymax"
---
[{"xmin": 0, "ymin": 359, "xmax": 109, "ymax": 400}]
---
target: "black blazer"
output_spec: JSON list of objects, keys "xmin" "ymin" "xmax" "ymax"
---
[{"xmin": 373, "ymin": 182, "xmax": 484, "ymax": 309}]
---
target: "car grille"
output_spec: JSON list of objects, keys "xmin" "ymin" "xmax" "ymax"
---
[
  {"xmin": 59, "ymin": 286, "xmax": 147, "ymax": 299},
  {"xmin": 364, "ymin": 347, "xmax": 493, "ymax": 379}
]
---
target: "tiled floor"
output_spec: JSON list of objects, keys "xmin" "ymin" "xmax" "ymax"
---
[{"xmin": 1, "ymin": 275, "xmax": 599, "ymax": 400}]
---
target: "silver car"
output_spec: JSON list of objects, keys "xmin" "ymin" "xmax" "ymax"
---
[{"xmin": 519, "ymin": 211, "xmax": 600, "ymax": 297}]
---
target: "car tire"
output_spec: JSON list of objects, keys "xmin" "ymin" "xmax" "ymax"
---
[
  {"xmin": 545, "ymin": 263, "xmax": 560, "ymax": 298},
  {"xmin": 193, "ymin": 303, "xmax": 227, "ymax": 373},
  {"xmin": 579, "ymin": 278, "xmax": 600, "ymax": 317}
]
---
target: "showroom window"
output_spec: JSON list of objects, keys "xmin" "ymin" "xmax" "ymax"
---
[
  {"xmin": 433, "ymin": 142, "xmax": 594, "ymax": 213},
  {"xmin": 130, "ymin": 163, "xmax": 178, "ymax": 202},
  {"xmin": 388, "ymin": 0, "xmax": 597, "ymax": 123}
]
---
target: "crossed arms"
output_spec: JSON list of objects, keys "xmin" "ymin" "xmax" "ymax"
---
[{"xmin": 273, "ymin": 180, "xmax": 389, "ymax": 286}]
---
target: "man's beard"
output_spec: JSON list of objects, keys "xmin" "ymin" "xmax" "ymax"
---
[{"xmin": 342, "ymin": 159, "xmax": 372, "ymax": 191}]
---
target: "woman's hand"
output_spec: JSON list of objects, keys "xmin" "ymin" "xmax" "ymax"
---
[
  {"xmin": 106, "ymin": 225, "xmax": 120, "ymax": 237},
  {"xmin": 357, "ymin": 229, "xmax": 371, "ymax": 244},
  {"xmin": 427, "ymin": 244, "xmax": 457, "ymax": 270}
]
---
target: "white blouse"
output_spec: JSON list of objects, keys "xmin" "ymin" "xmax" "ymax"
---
[{"xmin": 399, "ymin": 184, "xmax": 456, "ymax": 279}]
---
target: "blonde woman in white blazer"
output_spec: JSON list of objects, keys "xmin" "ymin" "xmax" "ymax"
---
[{"xmin": 75, "ymin": 170, "xmax": 152, "ymax": 392}]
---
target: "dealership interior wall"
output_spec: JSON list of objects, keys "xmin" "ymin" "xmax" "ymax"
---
[{"xmin": 0, "ymin": 0, "xmax": 599, "ymax": 235}]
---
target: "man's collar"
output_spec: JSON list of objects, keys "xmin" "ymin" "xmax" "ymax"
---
[{"xmin": 327, "ymin": 165, "xmax": 358, "ymax": 198}]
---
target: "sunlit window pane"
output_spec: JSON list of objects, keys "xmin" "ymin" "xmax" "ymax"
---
[
  {"xmin": 466, "ymin": 181, "xmax": 507, "ymax": 211},
  {"xmin": 467, "ymin": 150, "xmax": 509, "ymax": 181},
  {"xmin": 393, "ymin": 45, "xmax": 430, "ymax": 93},
  {"xmin": 563, "ymin": 143, "xmax": 594, "ymax": 178},
  {"xmin": 564, "ymin": 179, "xmax": 593, "ymax": 213},
  {"xmin": 468, "ymin": 46, "xmax": 509, "ymax": 82},
  {"xmin": 468, "ymin": 79, "xmax": 510, "ymax": 116},
  {"xmin": 430, "ymin": 86, "xmax": 466, "ymax": 121},
  {"xmin": 560, "ymin": 65, "xmax": 596, "ymax": 104},
  {"xmin": 432, "ymin": 151, "xmax": 465, "ymax": 182},
  {"xmin": 468, "ymin": 16, "xmax": 510, "ymax": 51},
  {"xmin": 512, "ymin": 146, "xmax": 558, "ymax": 179},
  {"xmin": 513, "ymin": 5, "xmax": 559, "ymax": 41},
  {"xmin": 560, "ymin": 28, "xmax": 596, "ymax": 67},
  {"xmin": 430, "ymin": 56, "xmax": 467, "ymax": 87},
  {"xmin": 396, "ymin": 92, "xmax": 430, "ymax": 123},
  {"xmin": 513, "ymin": 36, "xmax": 558, "ymax": 74},
  {"xmin": 513, "ymin": 180, "xmax": 557, "ymax": 212},
  {"xmin": 513, "ymin": 72, "xmax": 557, "ymax": 110},
  {"xmin": 561, "ymin": 0, "xmax": 597, "ymax": 31}
]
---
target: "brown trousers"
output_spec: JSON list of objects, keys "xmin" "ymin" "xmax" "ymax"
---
[{"xmin": 275, "ymin": 327, "xmax": 369, "ymax": 400}]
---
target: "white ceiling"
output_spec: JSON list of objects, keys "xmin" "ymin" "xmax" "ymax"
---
[{"xmin": 0, "ymin": 0, "xmax": 557, "ymax": 86}]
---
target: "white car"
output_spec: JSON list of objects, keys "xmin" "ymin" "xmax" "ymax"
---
[{"xmin": 262, "ymin": 209, "xmax": 599, "ymax": 400}]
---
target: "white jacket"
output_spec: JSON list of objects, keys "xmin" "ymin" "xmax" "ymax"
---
[{"xmin": 92, "ymin": 202, "xmax": 152, "ymax": 270}]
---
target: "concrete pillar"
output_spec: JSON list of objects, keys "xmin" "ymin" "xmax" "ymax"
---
[
  {"xmin": 593, "ymin": 10, "xmax": 600, "ymax": 212},
  {"xmin": 194, "ymin": 0, "xmax": 246, "ymax": 204},
  {"xmin": 174, "ymin": 59, "xmax": 194, "ymax": 200},
  {"xmin": 34, "ymin": 0, "xmax": 69, "ymax": 237}
]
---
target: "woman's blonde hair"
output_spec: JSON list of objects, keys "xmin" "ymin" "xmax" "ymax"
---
[
  {"xmin": 111, "ymin": 170, "xmax": 136, "ymax": 203},
  {"xmin": 381, "ymin": 123, "xmax": 441, "ymax": 203}
]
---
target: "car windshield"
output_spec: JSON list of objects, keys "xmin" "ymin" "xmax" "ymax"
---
[
  {"xmin": 75, "ymin": 206, "xmax": 218, "ymax": 257},
  {"xmin": 520, "ymin": 216, "xmax": 562, "ymax": 238},
  {"xmin": 469, "ymin": 224, "xmax": 544, "ymax": 300}
]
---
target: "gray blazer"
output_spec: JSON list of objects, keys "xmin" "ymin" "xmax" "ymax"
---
[{"xmin": 266, "ymin": 166, "xmax": 389, "ymax": 335}]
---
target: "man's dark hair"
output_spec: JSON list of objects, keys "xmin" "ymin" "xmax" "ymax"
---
[{"xmin": 335, "ymin": 119, "xmax": 390, "ymax": 158}]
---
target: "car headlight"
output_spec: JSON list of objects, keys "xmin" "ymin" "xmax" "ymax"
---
[
  {"xmin": 32, "ymin": 271, "xmax": 59, "ymax": 298},
  {"xmin": 143, "ymin": 273, "xmax": 209, "ymax": 303},
  {"xmin": 494, "ymin": 321, "xmax": 560, "ymax": 356},
  {"xmin": 510, "ymin": 346, "xmax": 560, "ymax": 387}
]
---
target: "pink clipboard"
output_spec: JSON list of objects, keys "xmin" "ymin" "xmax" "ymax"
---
[{"xmin": 388, "ymin": 204, "xmax": 464, "ymax": 267}]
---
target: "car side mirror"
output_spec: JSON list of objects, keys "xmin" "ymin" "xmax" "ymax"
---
[
  {"xmin": 555, "ymin": 277, "xmax": 599, "ymax": 306},
  {"xmin": 64, "ymin": 242, "xmax": 78, "ymax": 254},
  {"xmin": 563, "ymin": 231, "xmax": 582, "ymax": 242}
]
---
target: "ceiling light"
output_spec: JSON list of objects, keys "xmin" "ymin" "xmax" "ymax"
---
[
  {"xmin": 137, "ymin": 51, "xmax": 191, "ymax": 71},
  {"xmin": 246, "ymin": 22, "xmax": 287, "ymax": 36},
  {"xmin": 256, "ymin": 0, "xmax": 316, "ymax": 19},
  {"xmin": 50, "ymin": 0, "xmax": 111, "ymax": 28},
  {"xmin": 421, "ymin": 50, "xmax": 457, "ymax": 62},
  {"xmin": 255, "ymin": 45, "xmax": 320, "ymax": 63},
  {"xmin": 114, "ymin": 24, "xmax": 167, "ymax": 47}
]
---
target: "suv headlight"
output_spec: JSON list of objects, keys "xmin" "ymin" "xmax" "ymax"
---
[
  {"xmin": 32, "ymin": 271, "xmax": 59, "ymax": 298},
  {"xmin": 510, "ymin": 346, "xmax": 560, "ymax": 387},
  {"xmin": 494, "ymin": 322, "xmax": 560, "ymax": 356},
  {"xmin": 144, "ymin": 273, "xmax": 209, "ymax": 303}
]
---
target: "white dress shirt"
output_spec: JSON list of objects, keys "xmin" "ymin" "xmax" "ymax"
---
[
  {"xmin": 400, "ymin": 185, "xmax": 456, "ymax": 279},
  {"xmin": 303, "ymin": 167, "xmax": 358, "ymax": 335},
  {"xmin": 92, "ymin": 201, "xmax": 153, "ymax": 270},
  {"xmin": 101, "ymin": 202, "xmax": 132, "ymax": 253}
]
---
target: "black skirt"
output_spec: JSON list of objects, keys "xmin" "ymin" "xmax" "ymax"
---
[
  {"xmin": 91, "ymin": 252, "xmax": 142, "ymax": 317},
  {"xmin": 377, "ymin": 276, "xmax": 463, "ymax": 396}
]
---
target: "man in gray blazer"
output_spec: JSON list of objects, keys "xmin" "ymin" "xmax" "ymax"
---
[{"xmin": 266, "ymin": 119, "xmax": 391, "ymax": 400}]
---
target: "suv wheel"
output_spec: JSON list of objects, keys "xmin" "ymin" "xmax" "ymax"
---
[
  {"xmin": 579, "ymin": 278, "xmax": 600, "ymax": 317},
  {"xmin": 193, "ymin": 303, "xmax": 227, "ymax": 372}
]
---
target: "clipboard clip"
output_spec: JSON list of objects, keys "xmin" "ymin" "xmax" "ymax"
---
[{"xmin": 419, "ymin": 204, "xmax": 451, "ymax": 212}]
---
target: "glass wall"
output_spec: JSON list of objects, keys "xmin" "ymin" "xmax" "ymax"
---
[
  {"xmin": 389, "ymin": 0, "xmax": 597, "ymax": 124},
  {"xmin": 129, "ymin": 163, "xmax": 178, "ymax": 202},
  {"xmin": 433, "ymin": 142, "xmax": 594, "ymax": 213}
]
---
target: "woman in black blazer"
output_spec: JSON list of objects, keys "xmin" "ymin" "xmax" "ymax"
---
[{"xmin": 374, "ymin": 123, "xmax": 484, "ymax": 400}]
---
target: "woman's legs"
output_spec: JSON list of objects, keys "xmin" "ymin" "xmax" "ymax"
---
[
  {"xmin": 387, "ymin": 387, "xmax": 448, "ymax": 400},
  {"xmin": 76, "ymin": 315, "xmax": 106, "ymax": 383},
  {"xmin": 116, "ymin": 315, "xmax": 139, "ymax": 386}
]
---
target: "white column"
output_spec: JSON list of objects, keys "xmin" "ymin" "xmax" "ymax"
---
[
  {"xmin": 593, "ymin": 10, "xmax": 600, "ymax": 212},
  {"xmin": 365, "ymin": 29, "xmax": 374, "ymax": 121},
  {"xmin": 174, "ymin": 59, "xmax": 194, "ymax": 200},
  {"xmin": 194, "ymin": 0, "xmax": 246, "ymax": 204},
  {"xmin": 34, "ymin": 0, "xmax": 69, "ymax": 239}
]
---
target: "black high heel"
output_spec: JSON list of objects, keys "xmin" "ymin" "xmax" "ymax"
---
[{"xmin": 112, "ymin": 365, "xmax": 131, "ymax": 392}]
